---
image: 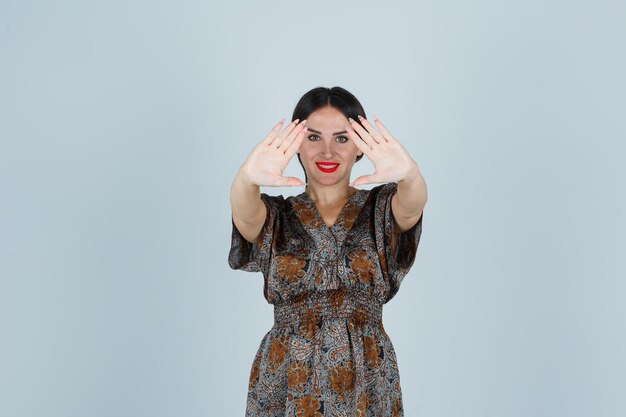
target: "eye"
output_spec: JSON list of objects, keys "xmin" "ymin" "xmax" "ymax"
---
[
  {"xmin": 336, "ymin": 136, "xmax": 348, "ymax": 143},
  {"xmin": 307, "ymin": 135, "xmax": 320, "ymax": 141}
]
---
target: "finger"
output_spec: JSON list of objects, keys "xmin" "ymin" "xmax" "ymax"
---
[
  {"xmin": 348, "ymin": 118, "xmax": 378, "ymax": 147},
  {"xmin": 277, "ymin": 120, "xmax": 306, "ymax": 150},
  {"xmin": 350, "ymin": 173, "xmax": 381, "ymax": 187},
  {"xmin": 350, "ymin": 129, "xmax": 372, "ymax": 157},
  {"xmin": 262, "ymin": 119, "xmax": 285, "ymax": 145},
  {"xmin": 278, "ymin": 176, "xmax": 306, "ymax": 187},
  {"xmin": 372, "ymin": 116, "xmax": 397, "ymax": 143},
  {"xmin": 268, "ymin": 118, "xmax": 300, "ymax": 146},
  {"xmin": 273, "ymin": 118, "xmax": 300, "ymax": 146},
  {"xmin": 357, "ymin": 115, "xmax": 386, "ymax": 143},
  {"xmin": 275, "ymin": 119, "xmax": 305, "ymax": 149},
  {"xmin": 283, "ymin": 127, "xmax": 306, "ymax": 159},
  {"xmin": 346, "ymin": 125, "xmax": 376, "ymax": 152}
]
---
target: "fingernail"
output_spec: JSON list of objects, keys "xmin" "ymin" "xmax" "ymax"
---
[
  {"xmin": 294, "ymin": 118, "xmax": 299, "ymax": 124},
  {"xmin": 358, "ymin": 115, "xmax": 364, "ymax": 120},
  {"xmin": 348, "ymin": 117, "xmax": 355, "ymax": 123}
]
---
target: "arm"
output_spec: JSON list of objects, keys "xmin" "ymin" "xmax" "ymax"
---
[
  {"xmin": 230, "ymin": 167, "xmax": 266, "ymax": 245},
  {"xmin": 343, "ymin": 115, "xmax": 427, "ymax": 250},
  {"xmin": 390, "ymin": 163, "xmax": 427, "ymax": 255},
  {"xmin": 230, "ymin": 118, "xmax": 307, "ymax": 245},
  {"xmin": 392, "ymin": 163, "xmax": 428, "ymax": 233}
]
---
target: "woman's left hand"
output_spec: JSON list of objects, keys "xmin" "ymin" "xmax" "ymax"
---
[{"xmin": 346, "ymin": 115, "xmax": 419, "ymax": 186}]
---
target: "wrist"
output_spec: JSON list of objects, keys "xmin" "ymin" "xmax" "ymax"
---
[
  {"xmin": 235, "ymin": 165, "xmax": 259, "ymax": 188},
  {"xmin": 398, "ymin": 161, "xmax": 421, "ymax": 184}
]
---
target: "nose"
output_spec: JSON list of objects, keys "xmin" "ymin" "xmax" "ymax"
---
[{"xmin": 322, "ymin": 140, "xmax": 334, "ymax": 158}]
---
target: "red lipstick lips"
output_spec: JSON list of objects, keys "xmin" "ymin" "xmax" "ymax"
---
[{"xmin": 315, "ymin": 162, "xmax": 340, "ymax": 173}]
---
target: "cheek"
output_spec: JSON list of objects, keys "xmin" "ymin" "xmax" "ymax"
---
[
  {"xmin": 340, "ymin": 143, "xmax": 359, "ymax": 157},
  {"xmin": 297, "ymin": 142, "xmax": 312, "ymax": 156},
  {"xmin": 298, "ymin": 146, "xmax": 314, "ymax": 160}
]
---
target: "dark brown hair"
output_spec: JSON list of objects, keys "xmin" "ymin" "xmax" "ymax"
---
[{"xmin": 292, "ymin": 86, "xmax": 366, "ymax": 182}]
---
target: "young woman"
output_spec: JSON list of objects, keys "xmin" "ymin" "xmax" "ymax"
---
[{"xmin": 229, "ymin": 86, "xmax": 427, "ymax": 416}]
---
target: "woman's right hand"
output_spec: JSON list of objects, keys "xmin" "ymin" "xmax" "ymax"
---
[{"xmin": 239, "ymin": 119, "xmax": 308, "ymax": 187}]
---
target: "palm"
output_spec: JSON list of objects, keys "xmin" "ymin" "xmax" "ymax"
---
[
  {"xmin": 242, "ymin": 119, "xmax": 307, "ymax": 187},
  {"xmin": 347, "ymin": 115, "xmax": 417, "ymax": 186}
]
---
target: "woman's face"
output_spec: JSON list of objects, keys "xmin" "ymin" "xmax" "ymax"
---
[{"xmin": 298, "ymin": 106, "xmax": 363, "ymax": 187}]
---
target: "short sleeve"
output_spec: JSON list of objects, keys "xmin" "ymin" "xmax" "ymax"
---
[
  {"xmin": 373, "ymin": 182, "xmax": 424, "ymax": 302},
  {"xmin": 228, "ymin": 193, "xmax": 281, "ymax": 277}
]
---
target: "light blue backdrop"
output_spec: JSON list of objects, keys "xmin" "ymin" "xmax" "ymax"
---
[{"xmin": 1, "ymin": 1, "xmax": 624, "ymax": 416}]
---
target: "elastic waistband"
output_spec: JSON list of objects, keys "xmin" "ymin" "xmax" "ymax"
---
[{"xmin": 273, "ymin": 288, "xmax": 382, "ymax": 328}]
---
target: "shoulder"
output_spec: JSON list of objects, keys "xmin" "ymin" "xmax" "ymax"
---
[
  {"xmin": 260, "ymin": 192, "xmax": 300, "ymax": 214},
  {"xmin": 368, "ymin": 182, "xmax": 398, "ymax": 200},
  {"xmin": 260, "ymin": 192, "xmax": 286, "ymax": 203}
]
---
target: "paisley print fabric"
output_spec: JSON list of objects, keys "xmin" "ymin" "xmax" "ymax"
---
[{"xmin": 229, "ymin": 182, "xmax": 423, "ymax": 416}]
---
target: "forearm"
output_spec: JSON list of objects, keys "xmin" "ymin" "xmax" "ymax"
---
[
  {"xmin": 392, "ymin": 163, "xmax": 428, "ymax": 232},
  {"xmin": 230, "ymin": 166, "xmax": 265, "ymax": 226}
]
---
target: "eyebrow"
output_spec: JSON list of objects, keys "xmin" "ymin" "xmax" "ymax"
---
[{"xmin": 306, "ymin": 128, "xmax": 348, "ymax": 136}]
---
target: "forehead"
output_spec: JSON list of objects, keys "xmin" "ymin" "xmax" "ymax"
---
[{"xmin": 306, "ymin": 106, "xmax": 349, "ymax": 127}]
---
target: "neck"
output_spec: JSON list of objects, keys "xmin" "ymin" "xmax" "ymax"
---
[{"xmin": 305, "ymin": 182, "xmax": 356, "ymax": 206}]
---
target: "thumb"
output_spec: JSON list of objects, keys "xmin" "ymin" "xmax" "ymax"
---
[
  {"xmin": 350, "ymin": 174, "xmax": 379, "ymax": 187},
  {"xmin": 279, "ymin": 177, "xmax": 306, "ymax": 187}
]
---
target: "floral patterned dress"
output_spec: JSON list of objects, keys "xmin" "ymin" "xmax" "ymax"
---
[{"xmin": 228, "ymin": 182, "xmax": 423, "ymax": 417}]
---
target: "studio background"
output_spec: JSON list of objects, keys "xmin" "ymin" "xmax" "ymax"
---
[{"xmin": 1, "ymin": 1, "xmax": 624, "ymax": 416}]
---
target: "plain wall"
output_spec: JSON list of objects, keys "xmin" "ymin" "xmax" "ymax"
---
[{"xmin": 1, "ymin": 0, "xmax": 625, "ymax": 416}]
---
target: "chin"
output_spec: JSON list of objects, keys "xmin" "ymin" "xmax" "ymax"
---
[
  {"xmin": 315, "ymin": 178, "xmax": 339, "ymax": 186},
  {"xmin": 311, "ymin": 173, "xmax": 347, "ymax": 186}
]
